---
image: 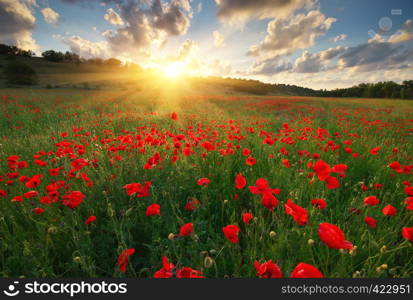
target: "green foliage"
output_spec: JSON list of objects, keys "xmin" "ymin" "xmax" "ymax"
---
[{"xmin": 318, "ymin": 81, "xmax": 413, "ymax": 99}]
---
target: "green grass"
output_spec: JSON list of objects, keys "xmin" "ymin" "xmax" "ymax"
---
[{"xmin": 0, "ymin": 88, "xmax": 412, "ymax": 278}]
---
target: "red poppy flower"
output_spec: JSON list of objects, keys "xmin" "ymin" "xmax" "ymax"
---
[
  {"xmin": 254, "ymin": 260, "xmax": 282, "ymax": 278},
  {"xmin": 284, "ymin": 199, "xmax": 308, "ymax": 226},
  {"xmin": 242, "ymin": 148, "xmax": 251, "ymax": 156},
  {"xmin": 364, "ymin": 196, "xmax": 379, "ymax": 206},
  {"xmin": 176, "ymin": 267, "xmax": 204, "ymax": 278},
  {"xmin": 370, "ymin": 146, "xmax": 380, "ymax": 155},
  {"xmin": 242, "ymin": 212, "xmax": 253, "ymax": 224},
  {"xmin": 171, "ymin": 112, "xmax": 178, "ymax": 121},
  {"xmin": 197, "ymin": 178, "xmax": 210, "ymax": 186},
  {"xmin": 311, "ymin": 198, "xmax": 327, "ymax": 210},
  {"xmin": 312, "ymin": 160, "xmax": 331, "ymax": 181},
  {"xmin": 364, "ymin": 216, "xmax": 377, "ymax": 228},
  {"xmin": 184, "ymin": 198, "xmax": 200, "ymax": 211},
  {"xmin": 318, "ymin": 223, "xmax": 353, "ymax": 250},
  {"xmin": 25, "ymin": 174, "xmax": 42, "ymax": 188},
  {"xmin": 123, "ymin": 182, "xmax": 151, "ymax": 197},
  {"xmin": 11, "ymin": 195, "xmax": 23, "ymax": 202},
  {"xmin": 382, "ymin": 204, "xmax": 397, "ymax": 216},
  {"xmin": 246, "ymin": 156, "xmax": 256, "ymax": 166},
  {"xmin": 331, "ymin": 164, "xmax": 348, "ymax": 175},
  {"xmin": 281, "ymin": 159, "xmax": 291, "ymax": 168},
  {"xmin": 404, "ymin": 197, "xmax": 413, "ymax": 210},
  {"xmin": 153, "ymin": 256, "xmax": 174, "ymax": 278},
  {"xmin": 261, "ymin": 191, "xmax": 279, "ymax": 211},
  {"xmin": 388, "ymin": 161, "xmax": 401, "ymax": 170},
  {"xmin": 117, "ymin": 248, "xmax": 135, "ymax": 272},
  {"xmin": 62, "ymin": 191, "xmax": 85, "ymax": 209},
  {"xmin": 235, "ymin": 173, "xmax": 247, "ymax": 189},
  {"xmin": 291, "ymin": 263, "xmax": 323, "ymax": 278},
  {"xmin": 146, "ymin": 203, "xmax": 161, "ymax": 216},
  {"xmin": 249, "ymin": 178, "xmax": 269, "ymax": 194},
  {"xmin": 402, "ymin": 227, "xmax": 413, "ymax": 242},
  {"xmin": 405, "ymin": 186, "xmax": 413, "ymax": 196},
  {"xmin": 49, "ymin": 168, "xmax": 60, "ymax": 176},
  {"xmin": 24, "ymin": 191, "xmax": 38, "ymax": 198},
  {"xmin": 325, "ymin": 176, "xmax": 339, "ymax": 189},
  {"xmin": 179, "ymin": 223, "xmax": 194, "ymax": 237},
  {"xmin": 223, "ymin": 225, "xmax": 240, "ymax": 244},
  {"xmin": 0, "ymin": 190, "xmax": 7, "ymax": 197},
  {"xmin": 85, "ymin": 216, "xmax": 96, "ymax": 224},
  {"xmin": 33, "ymin": 207, "xmax": 44, "ymax": 215}
]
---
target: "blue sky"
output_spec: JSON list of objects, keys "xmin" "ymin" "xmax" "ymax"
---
[{"xmin": 1, "ymin": 0, "xmax": 413, "ymax": 89}]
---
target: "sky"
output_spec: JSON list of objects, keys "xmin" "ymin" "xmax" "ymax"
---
[{"xmin": 1, "ymin": 0, "xmax": 413, "ymax": 89}]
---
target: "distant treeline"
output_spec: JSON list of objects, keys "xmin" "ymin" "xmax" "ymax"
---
[
  {"xmin": 1, "ymin": 43, "xmax": 412, "ymax": 99},
  {"xmin": 316, "ymin": 81, "xmax": 413, "ymax": 99},
  {"xmin": 195, "ymin": 77, "xmax": 318, "ymax": 96},
  {"xmin": 0, "ymin": 44, "xmax": 35, "ymax": 57}
]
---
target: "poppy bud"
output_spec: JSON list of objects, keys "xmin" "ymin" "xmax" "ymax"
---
[
  {"xmin": 352, "ymin": 271, "xmax": 361, "ymax": 278},
  {"xmin": 380, "ymin": 245, "xmax": 387, "ymax": 253},
  {"xmin": 269, "ymin": 231, "xmax": 276, "ymax": 238},
  {"xmin": 48, "ymin": 226, "xmax": 58, "ymax": 234},
  {"xmin": 168, "ymin": 233, "xmax": 175, "ymax": 240},
  {"xmin": 308, "ymin": 239, "xmax": 314, "ymax": 245},
  {"xmin": 73, "ymin": 256, "xmax": 81, "ymax": 263},
  {"xmin": 204, "ymin": 256, "xmax": 214, "ymax": 269},
  {"xmin": 210, "ymin": 249, "xmax": 217, "ymax": 255}
]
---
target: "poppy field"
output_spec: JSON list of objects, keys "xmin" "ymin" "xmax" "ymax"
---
[{"xmin": 0, "ymin": 89, "xmax": 412, "ymax": 278}]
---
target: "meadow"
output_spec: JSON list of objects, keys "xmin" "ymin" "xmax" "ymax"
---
[{"xmin": 0, "ymin": 87, "xmax": 412, "ymax": 278}]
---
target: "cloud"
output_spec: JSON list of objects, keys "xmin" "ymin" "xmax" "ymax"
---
[
  {"xmin": 293, "ymin": 46, "xmax": 346, "ymax": 73},
  {"xmin": 249, "ymin": 59, "xmax": 293, "ymax": 75},
  {"xmin": 337, "ymin": 41, "xmax": 413, "ymax": 72},
  {"xmin": 100, "ymin": 1, "xmax": 192, "ymax": 58},
  {"xmin": 330, "ymin": 34, "xmax": 347, "ymax": 43},
  {"xmin": 104, "ymin": 8, "xmax": 124, "ymax": 25},
  {"xmin": 63, "ymin": 35, "xmax": 110, "ymax": 59},
  {"xmin": 215, "ymin": 0, "xmax": 315, "ymax": 23},
  {"xmin": 41, "ymin": 7, "xmax": 59, "ymax": 25},
  {"xmin": 213, "ymin": 30, "xmax": 225, "ymax": 48},
  {"xmin": 388, "ymin": 19, "xmax": 413, "ymax": 43},
  {"xmin": 248, "ymin": 10, "xmax": 336, "ymax": 59},
  {"xmin": 0, "ymin": 0, "xmax": 38, "ymax": 50},
  {"xmin": 177, "ymin": 39, "xmax": 197, "ymax": 60},
  {"xmin": 151, "ymin": 0, "xmax": 192, "ymax": 36}
]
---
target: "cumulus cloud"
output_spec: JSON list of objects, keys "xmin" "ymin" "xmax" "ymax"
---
[
  {"xmin": 330, "ymin": 34, "xmax": 347, "ymax": 43},
  {"xmin": 63, "ymin": 35, "xmax": 110, "ymax": 59},
  {"xmin": 293, "ymin": 46, "xmax": 346, "ymax": 73},
  {"xmin": 215, "ymin": 0, "xmax": 315, "ymax": 23},
  {"xmin": 104, "ymin": 8, "xmax": 124, "ymax": 25},
  {"xmin": 0, "ymin": 0, "xmax": 38, "ymax": 50},
  {"xmin": 388, "ymin": 19, "xmax": 413, "ymax": 43},
  {"xmin": 100, "ymin": 1, "xmax": 193, "ymax": 58},
  {"xmin": 213, "ymin": 30, "xmax": 225, "ymax": 48},
  {"xmin": 249, "ymin": 59, "xmax": 293, "ymax": 75},
  {"xmin": 248, "ymin": 10, "xmax": 336, "ymax": 59},
  {"xmin": 41, "ymin": 7, "xmax": 59, "ymax": 25}
]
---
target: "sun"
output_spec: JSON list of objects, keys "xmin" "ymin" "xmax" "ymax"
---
[{"xmin": 163, "ymin": 62, "xmax": 184, "ymax": 78}]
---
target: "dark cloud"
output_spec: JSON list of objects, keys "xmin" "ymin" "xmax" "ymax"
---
[{"xmin": 0, "ymin": 0, "xmax": 38, "ymax": 50}]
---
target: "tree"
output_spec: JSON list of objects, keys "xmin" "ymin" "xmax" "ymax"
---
[
  {"xmin": 4, "ymin": 61, "xmax": 37, "ymax": 85},
  {"xmin": 42, "ymin": 50, "xmax": 65, "ymax": 62}
]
